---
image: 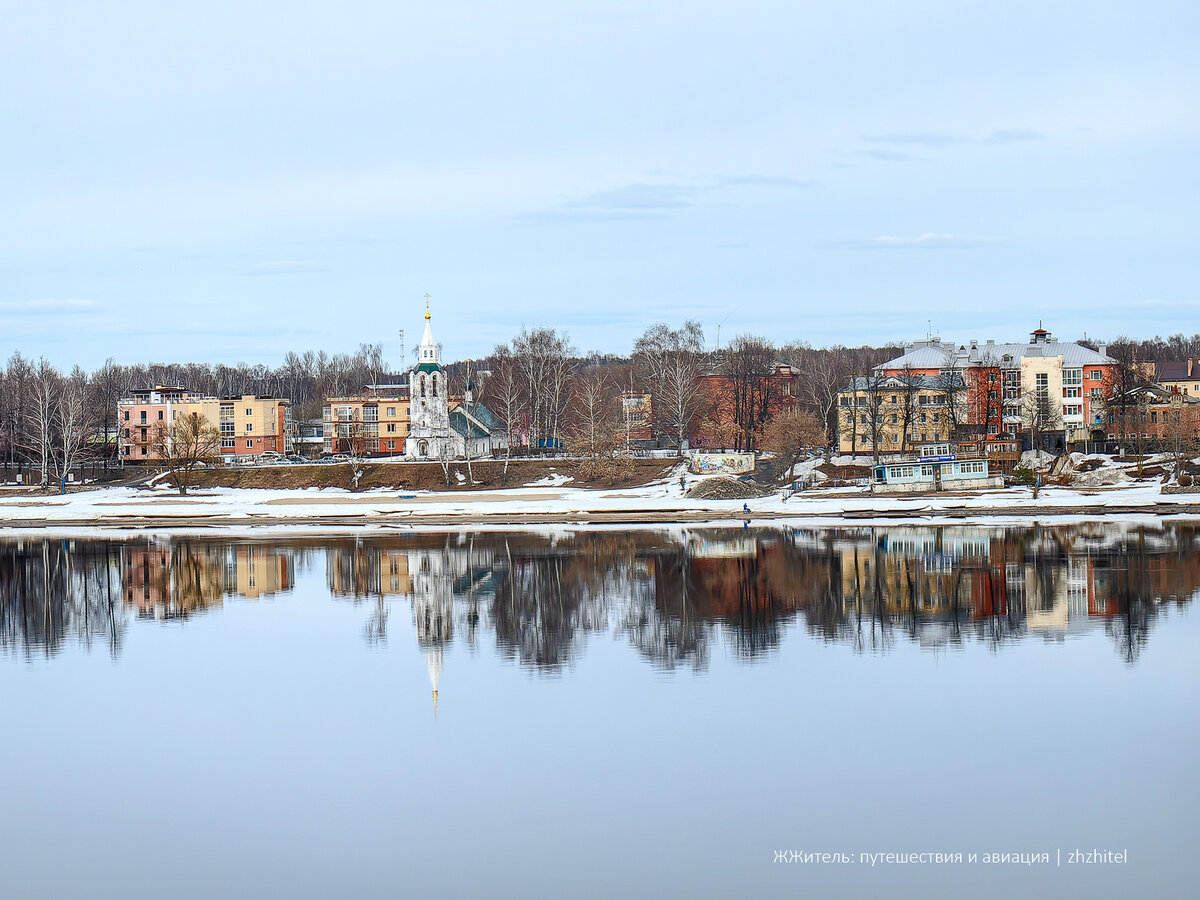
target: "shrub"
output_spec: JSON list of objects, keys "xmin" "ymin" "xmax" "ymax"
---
[{"xmin": 1011, "ymin": 466, "xmax": 1036, "ymax": 486}]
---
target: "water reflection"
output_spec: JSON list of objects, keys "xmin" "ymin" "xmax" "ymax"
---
[{"xmin": 1, "ymin": 524, "xmax": 1197, "ymax": 666}]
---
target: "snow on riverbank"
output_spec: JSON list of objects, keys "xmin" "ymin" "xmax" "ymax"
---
[{"xmin": 0, "ymin": 475, "xmax": 1196, "ymax": 529}]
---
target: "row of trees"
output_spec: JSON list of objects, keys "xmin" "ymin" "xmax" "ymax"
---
[{"xmin": 4, "ymin": 329, "xmax": 1197, "ymax": 487}]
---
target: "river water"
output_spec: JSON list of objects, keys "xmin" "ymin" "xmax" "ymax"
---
[{"xmin": 2, "ymin": 523, "xmax": 1197, "ymax": 899}]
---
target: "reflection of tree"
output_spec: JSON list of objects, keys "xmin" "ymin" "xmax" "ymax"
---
[
  {"xmin": 0, "ymin": 540, "xmax": 126, "ymax": 658},
  {"xmin": 1100, "ymin": 532, "xmax": 1157, "ymax": 664},
  {"xmin": 620, "ymin": 550, "xmax": 709, "ymax": 672},
  {"xmin": 2, "ymin": 525, "xmax": 1197, "ymax": 665},
  {"xmin": 490, "ymin": 538, "xmax": 610, "ymax": 671}
]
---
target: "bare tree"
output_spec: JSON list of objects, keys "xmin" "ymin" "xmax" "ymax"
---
[
  {"xmin": 1022, "ymin": 384, "xmax": 1063, "ymax": 455},
  {"xmin": 1163, "ymin": 398, "xmax": 1200, "ymax": 481},
  {"xmin": 566, "ymin": 361, "xmax": 622, "ymax": 479},
  {"xmin": 487, "ymin": 346, "xmax": 527, "ymax": 482},
  {"xmin": 150, "ymin": 412, "xmax": 221, "ymax": 495},
  {"xmin": 759, "ymin": 408, "xmax": 825, "ymax": 480},
  {"xmin": 723, "ymin": 334, "xmax": 776, "ymax": 452},
  {"xmin": 634, "ymin": 320, "xmax": 705, "ymax": 453},
  {"xmin": 22, "ymin": 359, "xmax": 59, "ymax": 486},
  {"xmin": 52, "ymin": 366, "xmax": 91, "ymax": 485},
  {"xmin": 511, "ymin": 327, "xmax": 575, "ymax": 453}
]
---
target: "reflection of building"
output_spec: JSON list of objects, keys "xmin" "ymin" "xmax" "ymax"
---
[
  {"xmin": 234, "ymin": 545, "xmax": 294, "ymax": 600},
  {"xmin": 122, "ymin": 541, "xmax": 228, "ymax": 619},
  {"xmin": 120, "ymin": 540, "xmax": 297, "ymax": 618}
]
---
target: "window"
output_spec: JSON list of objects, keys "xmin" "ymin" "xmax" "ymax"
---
[
  {"xmin": 1036, "ymin": 373, "xmax": 1048, "ymax": 392},
  {"xmin": 387, "ymin": 407, "xmax": 396, "ymax": 416},
  {"xmin": 1090, "ymin": 370, "xmax": 1103, "ymax": 380},
  {"xmin": 890, "ymin": 413, "xmax": 898, "ymax": 424},
  {"xmin": 890, "ymin": 434, "xmax": 899, "ymax": 444},
  {"xmin": 1150, "ymin": 411, "xmax": 1158, "ymax": 423},
  {"xmin": 933, "ymin": 414, "xmax": 940, "ymax": 424},
  {"xmin": 245, "ymin": 408, "xmax": 252, "ymax": 416},
  {"xmin": 987, "ymin": 372, "xmax": 997, "ymax": 383},
  {"xmin": 1064, "ymin": 387, "xmax": 1080, "ymax": 398},
  {"xmin": 246, "ymin": 440, "xmax": 253, "ymax": 449},
  {"xmin": 157, "ymin": 410, "xmax": 163, "ymax": 420},
  {"xmin": 919, "ymin": 413, "xmax": 927, "ymax": 423},
  {"xmin": 1063, "ymin": 405, "xmax": 1082, "ymax": 417},
  {"xmin": 245, "ymin": 423, "xmax": 253, "ymax": 433},
  {"xmin": 139, "ymin": 411, "xmax": 147, "ymax": 424},
  {"xmin": 123, "ymin": 411, "xmax": 130, "ymax": 421},
  {"xmin": 387, "ymin": 440, "xmax": 395, "ymax": 450},
  {"xmin": 1090, "ymin": 388, "xmax": 1102, "ymax": 398},
  {"xmin": 386, "ymin": 423, "xmax": 396, "ymax": 433},
  {"xmin": 140, "ymin": 447, "xmax": 147, "ymax": 456},
  {"xmin": 920, "ymin": 464, "xmax": 934, "ymax": 476},
  {"xmin": 1063, "ymin": 368, "xmax": 1082, "ymax": 387},
  {"xmin": 988, "ymin": 390, "xmax": 998, "ymax": 400},
  {"xmin": 222, "ymin": 438, "xmax": 235, "ymax": 448}
]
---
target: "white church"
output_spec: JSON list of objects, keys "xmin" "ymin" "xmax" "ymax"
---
[{"xmin": 405, "ymin": 300, "xmax": 507, "ymax": 461}]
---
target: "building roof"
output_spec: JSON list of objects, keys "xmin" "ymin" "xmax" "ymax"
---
[
  {"xmin": 413, "ymin": 362, "xmax": 443, "ymax": 374},
  {"xmin": 844, "ymin": 373, "xmax": 965, "ymax": 392},
  {"xmin": 879, "ymin": 330, "xmax": 1114, "ymax": 371},
  {"xmin": 449, "ymin": 408, "xmax": 489, "ymax": 439},
  {"xmin": 1110, "ymin": 382, "xmax": 1200, "ymax": 405},
  {"xmin": 458, "ymin": 400, "xmax": 503, "ymax": 431},
  {"xmin": 1157, "ymin": 359, "xmax": 1199, "ymax": 381}
]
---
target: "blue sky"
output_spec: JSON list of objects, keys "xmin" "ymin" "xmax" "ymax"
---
[{"xmin": 2, "ymin": 1, "xmax": 1197, "ymax": 370}]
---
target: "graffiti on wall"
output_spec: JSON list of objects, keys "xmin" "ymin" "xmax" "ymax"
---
[{"xmin": 689, "ymin": 452, "xmax": 755, "ymax": 475}]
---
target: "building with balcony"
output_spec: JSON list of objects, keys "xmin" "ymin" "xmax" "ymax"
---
[
  {"xmin": 118, "ymin": 388, "xmax": 292, "ymax": 462},
  {"xmin": 867, "ymin": 326, "xmax": 1116, "ymax": 451},
  {"xmin": 323, "ymin": 392, "xmax": 411, "ymax": 457}
]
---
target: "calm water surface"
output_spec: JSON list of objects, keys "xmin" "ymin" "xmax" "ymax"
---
[{"xmin": 2, "ymin": 523, "xmax": 1198, "ymax": 899}]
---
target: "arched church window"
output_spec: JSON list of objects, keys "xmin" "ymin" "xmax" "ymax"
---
[
  {"xmin": 420, "ymin": 374, "xmax": 426, "ymax": 398},
  {"xmin": 431, "ymin": 374, "xmax": 438, "ymax": 397}
]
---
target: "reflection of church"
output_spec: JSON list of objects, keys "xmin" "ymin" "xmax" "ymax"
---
[{"xmin": 325, "ymin": 539, "xmax": 501, "ymax": 714}]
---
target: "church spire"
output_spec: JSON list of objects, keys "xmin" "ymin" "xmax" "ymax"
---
[{"xmin": 419, "ymin": 293, "xmax": 438, "ymax": 365}]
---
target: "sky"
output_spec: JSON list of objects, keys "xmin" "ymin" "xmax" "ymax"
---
[{"xmin": 2, "ymin": 1, "xmax": 1197, "ymax": 371}]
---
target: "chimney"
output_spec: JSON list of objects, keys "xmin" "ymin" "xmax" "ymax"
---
[
  {"xmin": 970, "ymin": 339, "xmax": 978, "ymax": 350},
  {"xmin": 1098, "ymin": 343, "xmax": 1107, "ymax": 357}
]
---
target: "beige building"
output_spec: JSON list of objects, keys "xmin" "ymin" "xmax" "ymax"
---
[
  {"xmin": 119, "ymin": 389, "xmax": 291, "ymax": 461},
  {"xmin": 323, "ymin": 391, "xmax": 412, "ymax": 456},
  {"xmin": 1157, "ymin": 359, "xmax": 1200, "ymax": 398},
  {"xmin": 837, "ymin": 374, "xmax": 962, "ymax": 455}
]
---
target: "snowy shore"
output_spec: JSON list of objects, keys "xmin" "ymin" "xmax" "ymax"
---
[{"xmin": 1, "ymin": 476, "xmax": 1197, "ymax": 535}]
